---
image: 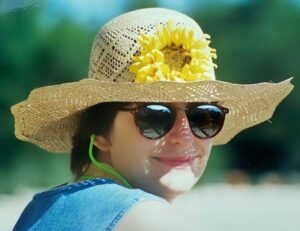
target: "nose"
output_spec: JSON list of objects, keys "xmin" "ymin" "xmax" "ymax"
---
[{"xmin": 165, "ymin": 110, "xmax": 193, "ymax": 145}]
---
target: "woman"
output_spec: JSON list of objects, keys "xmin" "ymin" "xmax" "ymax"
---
[{"xmin": 12, "ymin": 8, "xmax": 293, "ymax": 231}]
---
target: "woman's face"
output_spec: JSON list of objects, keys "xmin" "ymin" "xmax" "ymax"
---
[{"xmin": 95, "ymin": 102, "xmax": 213, "ymax": 202}]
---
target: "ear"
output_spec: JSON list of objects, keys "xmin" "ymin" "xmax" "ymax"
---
[{"xmin": 93, "ymin": 135, "xmax": 111, "ymax": 152}]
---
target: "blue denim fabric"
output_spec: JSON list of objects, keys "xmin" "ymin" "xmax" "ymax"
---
[{"xmin": 14, "ymin": 178, "xmax": 167, "ymax": 231}]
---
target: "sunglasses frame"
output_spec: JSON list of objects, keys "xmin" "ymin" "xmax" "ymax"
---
[{"xmin": 118, "ymin": 102, "xmax": 229, "ymax": 140}]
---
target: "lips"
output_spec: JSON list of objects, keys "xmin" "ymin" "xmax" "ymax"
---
[{"xmin": 153, "ymin": 155, "xmax": 199, "ymax": 168}]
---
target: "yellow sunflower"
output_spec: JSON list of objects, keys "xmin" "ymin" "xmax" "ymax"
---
[{"xmin": 129, "ymin": 19, "xmax": 217, "ymax": 83}]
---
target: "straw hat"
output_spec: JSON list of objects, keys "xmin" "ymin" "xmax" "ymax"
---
[{"xmin": 11, "ymin": 8, "xmax": 293, "ymax": 153}]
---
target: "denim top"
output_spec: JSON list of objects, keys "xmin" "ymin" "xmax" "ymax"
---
[{"xmin": 13, "ymin": 178, "xmax": 167, "ymax": 231}]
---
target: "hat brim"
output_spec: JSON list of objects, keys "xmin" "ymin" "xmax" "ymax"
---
[{"xmin": 11, "ymin": 78, "xmax": 293, "ymax": 153}]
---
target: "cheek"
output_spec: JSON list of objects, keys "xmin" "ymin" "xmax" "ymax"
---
[
  {"xmin": 198, "ymin": 138, "xmax": 213, "ymax": 157},
  {"xmin": 108, "ymin": 113, "xmax": 155, "ymax": 172},
  {"xmin": 193, "ymin": 138, "xmax": 213, "ymax": 174}
]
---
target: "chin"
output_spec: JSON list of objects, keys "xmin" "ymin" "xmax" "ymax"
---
[{"xmin": 157, "ymin": 171, "xmax": 199, "ymax": 201}]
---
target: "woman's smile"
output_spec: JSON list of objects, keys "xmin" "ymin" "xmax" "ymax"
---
[{"xmin": 152, "ymin": 155, "xmax": 200, "ymax": 168}]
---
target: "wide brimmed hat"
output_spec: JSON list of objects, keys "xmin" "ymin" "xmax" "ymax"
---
[{"xmin": 11, "ymin": 8, "xmax": 293, "ymax": 153}]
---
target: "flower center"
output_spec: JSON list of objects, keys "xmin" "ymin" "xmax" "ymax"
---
[{"xmin": 162, "ymin": 44, "xmax": 191, "ymax": 71}]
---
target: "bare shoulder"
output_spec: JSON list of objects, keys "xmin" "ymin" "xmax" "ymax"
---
[{"xmin": 114, "ymin": 200, "xmax": 207, "ymax": 231}]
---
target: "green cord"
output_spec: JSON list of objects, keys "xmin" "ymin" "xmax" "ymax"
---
[{"xmin": 88, "ymin": 134, "xmax": 133, "ymax": 189}]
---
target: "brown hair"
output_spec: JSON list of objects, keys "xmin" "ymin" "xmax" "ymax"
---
[{"xmin": 71, "ymin": 102, "xmax": 130, "ymax": 179}]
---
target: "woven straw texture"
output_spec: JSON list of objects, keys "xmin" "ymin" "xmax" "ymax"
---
[
  {"xmin": 88, "ymin": 8, "xmax": 207, "ymax": 83},
  {"xmin": 11, "ymin": 8, "xmax": 294, "ymax": 153}
]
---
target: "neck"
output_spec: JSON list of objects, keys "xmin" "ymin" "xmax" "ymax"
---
[{"xmin": 80, "ymin": 162, "xmax": 132, "ymax": 188}]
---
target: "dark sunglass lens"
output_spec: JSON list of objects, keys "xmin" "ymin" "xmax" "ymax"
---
[
  {"xmin": 188, "ymin": 105, "xmax": 225, "ymax": 138},
  {"xmin": 135, "ymin": 105, "xmax": 174, "ymax": 139}
]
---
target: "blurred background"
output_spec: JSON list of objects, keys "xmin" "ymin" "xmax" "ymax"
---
[{"xmin": 0, "ymin": 0, "xmax": 299, "ymax": 230}]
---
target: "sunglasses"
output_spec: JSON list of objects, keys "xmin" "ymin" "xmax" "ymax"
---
[{"xmin": 118, "ymin": 103, "xmax": 229, "ymax": 140}]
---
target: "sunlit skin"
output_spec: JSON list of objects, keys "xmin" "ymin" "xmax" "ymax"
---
[{"xmin": 94, "ymin": 102, "xmax": 213, "ymax": 202}]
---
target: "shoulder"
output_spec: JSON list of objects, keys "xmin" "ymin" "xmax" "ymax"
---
[
  {"xmin": 62, "ymin": 178, "xmax": 165, "ymax": 207},
  {"xmin": 36, "ymin": 178, "xmax": 164, "ymax": 214},
  {"xmin": 14, "ymin": 178, "xmax": 167, "ymax": 231},
  {"xmin": 115, "ymin": 199, "xmax": 208, "ymax": 231}
]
